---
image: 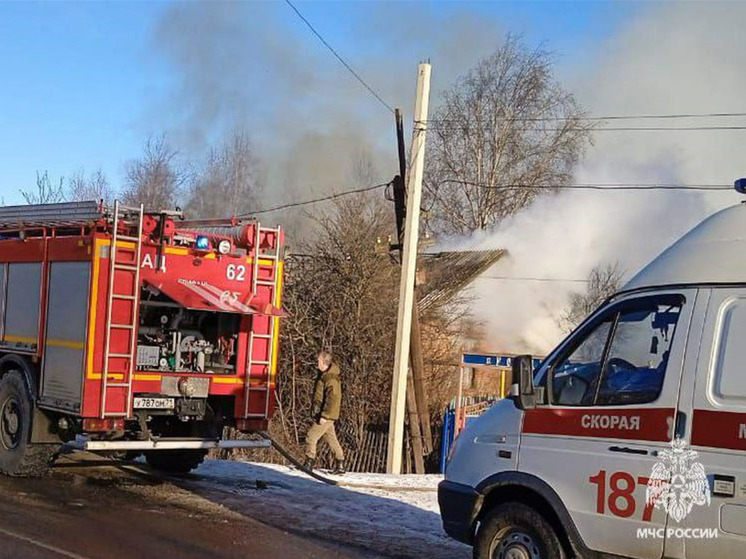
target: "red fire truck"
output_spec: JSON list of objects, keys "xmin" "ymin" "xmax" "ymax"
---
[{"xmin": 0, "ymin": 200, "xmax": 285, "ymax": 476}]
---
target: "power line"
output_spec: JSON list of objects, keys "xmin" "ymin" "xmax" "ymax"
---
[
  {"xmin": 239, "ymin": 181, "xmax": 391, "ymax": 217},
  {"xmin": 481, "ymin": 276, "xmax": 589, "ymax": 283},
  {"xmin": 242, "ymin": 181, "xmax": 732, "ymax": 218},
  {"xmin": 437, "ymin": 180, "xmax": 733, "ymax": 191},
  {"xmin": 572, "ymin": 111, "xmax": 746, "ymax": 121},
  {"xmin": 585, "ymin": 126, "xmax": 746, "ymax": 131},
  {"xmin": 427, "ymin": 123, "xmax": 746, "ymax": 132},
  {"xmin": 555, "ymin": 126, "xmax": 746, "ymax": 131},
  {"xmin": 283, "ymin": 0, "xmax": 394, "ymax": 114},
  {"xmin": 424, "ymin": 111, "xmax": 746, "ymax": 123}
]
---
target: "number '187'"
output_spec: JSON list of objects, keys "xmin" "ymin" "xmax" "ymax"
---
[{"xmin": 589, "ymin": 470, "xmax": 655, "ymax": 522}]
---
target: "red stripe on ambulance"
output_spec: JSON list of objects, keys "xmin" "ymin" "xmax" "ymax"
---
[
  {"xmin": 523, "ymin": 408, "xmax": 674, "ymax": 442},
  {"xmin": 691, "ymin": 410, "xmax": 746, "ymax": 451}
]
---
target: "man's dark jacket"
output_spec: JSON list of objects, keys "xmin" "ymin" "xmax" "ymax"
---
[{"xmin": 312, "ymin": 363, "xmax": 342, "ymax": 421}]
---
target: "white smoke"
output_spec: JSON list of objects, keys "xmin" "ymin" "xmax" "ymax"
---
[{"xmin": 468, "ymin": 2, "xmax": 745, "ymax": 354}]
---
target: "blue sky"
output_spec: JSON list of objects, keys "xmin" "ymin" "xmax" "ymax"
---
[{"xmin": 0, "ymin": 0, "xmax": 642, "ymax": 205}]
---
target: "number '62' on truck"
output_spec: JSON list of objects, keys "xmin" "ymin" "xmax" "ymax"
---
[{"xmin": 0, "ymin": 200, "xmax": 286, "ymax": 476}]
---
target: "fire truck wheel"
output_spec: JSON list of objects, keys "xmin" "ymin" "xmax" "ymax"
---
[
  {"xmin": 0, "ymin": 371, "xmax": 55, "ymax": 477},
  {"xmin": 144, "ymin": 450, "xmax": 207, "ymax": 474},
  {"xmin": 473, "ymin": 502, "xmax": 566, "ymax": 559}
]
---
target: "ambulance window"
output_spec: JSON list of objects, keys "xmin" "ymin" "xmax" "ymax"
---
[
  {"xmin": 596, "ymin": 304, "xmax": 681, "ymax": 406},
  {"xmin": 551, "ymin": 319, "xmax": 613, "ymax": 406},
  {"xmin": 712, "ymin": 298, "xmax": 746, "ymax": 404}
]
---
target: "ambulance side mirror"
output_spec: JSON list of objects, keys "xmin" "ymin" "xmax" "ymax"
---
[{"xmin": 511, "ymin": 354, "xmax": 537, "ymax": 410}]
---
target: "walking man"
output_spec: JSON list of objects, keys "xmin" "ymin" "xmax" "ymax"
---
[{"xmin": 304, "ymin": 350, "xmax": 345, "ymax": 474}]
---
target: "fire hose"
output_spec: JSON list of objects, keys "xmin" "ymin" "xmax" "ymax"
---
[
  {"xmin": 259, "ymin": 432, "xmax": 436, "ymax": 492},
  {"xmin": 259, "ymin": 431, "xmax": 342, "ymax": 486}
]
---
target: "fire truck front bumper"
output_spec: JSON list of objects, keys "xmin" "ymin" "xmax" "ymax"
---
[
  {"xmin": 438, "ymin": 480, "xmax": 484, "ymax": 544},
  {"xmin": 71, "ymin": 438, "xmax": 272, "ymax": 452}
]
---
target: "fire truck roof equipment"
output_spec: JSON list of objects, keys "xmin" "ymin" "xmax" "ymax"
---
[{"xmin": 0, "ymin": 200, "xmax": 106, "ymax": 229}]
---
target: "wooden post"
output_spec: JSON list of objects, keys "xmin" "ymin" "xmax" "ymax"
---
[
  {"xmin": 410, "ymin": 292, "xmax": 433, "ymax": 454},
  {"xmin": 406, "ymin": 374, "xmax": 426, "ymax": 473},
  {"xmin": 454, "ymin": 365, "xmax": 464, "ymax": 436},
  {"xmin": 387, "ymin": 63, "xmax": 431, "ymax": 474},
  {"xmin": 393, "ymin": 110, "xmax": 432, "ymax": 460}
]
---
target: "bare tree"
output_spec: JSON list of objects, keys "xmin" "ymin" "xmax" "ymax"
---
[
  {"xmin": 67, "ymin": 168, "xmax": 115, "ymax": 203},
  {"xmin": 268, "ymin": 187, "xmax": 475, "ymax": 471},
  {"xmin": 185, "ymin": 130, "xmax": 262, "ymax": 218},
  {"xmin": 122, "ymin": 136, "xmax": 185, "ymax": 210},
  {"xmin": 274, "ymin": 194, "xmax": 399, "ymax": 456},
  {"xmin": 425, "ymin": 35, "xmax": 593, "ymax": 235},
  {"xmin": 21, "ymin": 171, "xmax": 66, "ymax": 205},
  {"xmin": 560, "ymin": 262, "xmax": 625, "ymax": 332}
]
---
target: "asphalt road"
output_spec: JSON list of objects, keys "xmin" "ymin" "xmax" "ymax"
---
[{"xmin": 0, "ymin": 454, "xmax": 367, "ymax": 559}]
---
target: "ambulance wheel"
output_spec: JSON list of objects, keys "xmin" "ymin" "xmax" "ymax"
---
[
  {"xmin": 0, "ymin": 371, "xmax": 55, "ymax": 477},
  {"xmin": 145, "ymin": 450, "xmax": 207, "ymax": 474},
  {"xmin": 474, "ymin": 502, "xmax": 565, "ymax": 559}
]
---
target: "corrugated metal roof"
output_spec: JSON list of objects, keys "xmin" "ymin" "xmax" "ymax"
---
[{"xmin": 418, "ymin": 249, "xmax": 506, "ymax": 311}]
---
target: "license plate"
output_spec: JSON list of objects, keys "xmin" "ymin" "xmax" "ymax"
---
[{"xmin": 133, "ymin": 397, "xmax": 175, "ymax": 410}]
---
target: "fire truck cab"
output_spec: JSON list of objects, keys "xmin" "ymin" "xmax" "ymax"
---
[
  {"xmin": 0, "ymin": 201, "xmax": 284, "ymax": 476},
  {"xmin": 439, "ymin": 201, "xmax": 746, "ymax": 559}
]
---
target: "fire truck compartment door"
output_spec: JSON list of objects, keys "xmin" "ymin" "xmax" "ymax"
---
[
  {"xmin": 144, "ymin": 278, "xmax": 285, "ymax": 317},
  {"xmin": 41, "ymin": 262, "xmax": 90, "ymax": 411}
]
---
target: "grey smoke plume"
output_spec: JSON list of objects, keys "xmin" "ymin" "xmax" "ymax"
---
[
  {"xmin": 469, "ymin": 1, "xmax": 744, "ymax": 354},
  {"xmin": 149, "ymin": 1, "xmax": 505, "ymax": 229}
]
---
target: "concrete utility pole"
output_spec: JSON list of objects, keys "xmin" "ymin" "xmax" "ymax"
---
[{"xmin": 387, "ymin": 62, "xmax": 431, "ymax": 474}]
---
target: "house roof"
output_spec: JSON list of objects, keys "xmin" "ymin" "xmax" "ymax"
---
[{"xmin": 418, "ymin": 249, "xmax": 506, "ymax": 311}]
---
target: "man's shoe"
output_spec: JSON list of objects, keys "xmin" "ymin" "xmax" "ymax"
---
[
  {"xmin": 303, "ymin": 457, "xmax": 316, "ymax": 471},
  {"xmin": 331, "ymin": 460, "xmax": 346, "ymax": 475}
]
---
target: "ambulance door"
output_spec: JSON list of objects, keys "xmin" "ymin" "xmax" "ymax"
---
[
  {"xmin": 520, "ymin": 290, "xmax": 695, "ymax": 559},
  {"xmin": 675, "ymin": 287, "xmax": 746, "ymax": 558}
]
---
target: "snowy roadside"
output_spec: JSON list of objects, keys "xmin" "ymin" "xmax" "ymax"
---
[{"xmin": 185, "ymin": 460, "xmax": 471, "ymax": 559}]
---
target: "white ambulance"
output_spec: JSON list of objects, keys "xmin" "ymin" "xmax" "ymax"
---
[{"xmin": 439, "ymin": 199, "xmax": 746, "ymax": 559}]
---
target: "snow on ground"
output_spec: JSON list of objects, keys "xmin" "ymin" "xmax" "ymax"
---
[{"xmin": 187, "ymin": 460, "xmax": 471, "ymax": 559}]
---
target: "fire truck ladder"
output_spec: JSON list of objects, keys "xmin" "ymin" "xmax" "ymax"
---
[
  {"xmin": 100, "ymin": 201, "xmax": 145, "ymax": 419},
  {"xmin": 244, "ymin": 224, "xmax": 282, "ymax": 419}
]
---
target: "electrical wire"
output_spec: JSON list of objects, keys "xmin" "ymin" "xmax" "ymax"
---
[
  {"xmin": 426, "ymin": 124, "xmax": 746, "ymax": 132},
  {"xmin": 424, "ymin": 111, "xmax": 746, "ymax": 123},
  {"xmin": 578, "ymin": 126, "xmax": 746, "ymax": 131},
  {"xmin": 283, "ymin": 0, "xmax": 394, "ymax": 114},
  {"xmin": 239, "ymin": 181, "xmax": 391, "ymax": 217},
  {"xmin": 240, "ymin": 181, "xmax": 732, "ymax": 219},
  {"xmin": 437, "ymin": 180, "xmax": 733, "ymax": 191},
  {"xmin": 557, "ymin": 111, "xmax": 746, "ymax": 121},
  {"xmin": 480, "ymin": 276, "xmax": 589, "ymax": 283}
]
